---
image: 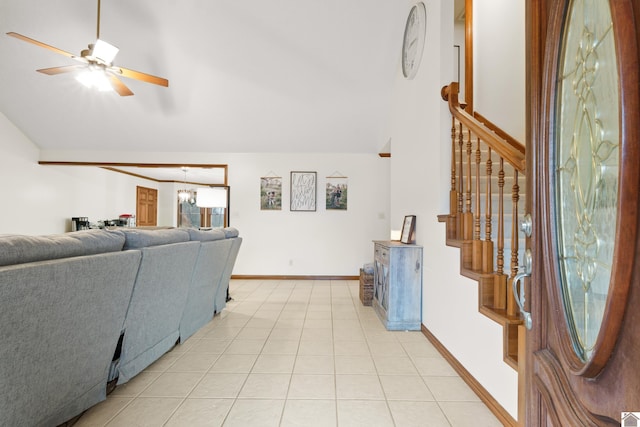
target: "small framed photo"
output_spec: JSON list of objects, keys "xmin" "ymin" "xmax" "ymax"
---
[
  {"xmin": 326, "ymin": 176, "xmax": 348, "ymax": 210},
  {"xmin": 400, "ymin": 215, "xmax": 416, "ymax": 244},
  {"xmin": 260, "ymin": 176, "xmax": 282, "ymax": 210}
]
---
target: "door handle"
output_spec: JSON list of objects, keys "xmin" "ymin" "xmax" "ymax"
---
[{"xmin": 513, "ymin": 249, "xmax": 532, "ymax": 330}]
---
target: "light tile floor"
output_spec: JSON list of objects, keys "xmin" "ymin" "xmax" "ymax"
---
[{"xmin": 75, "ymin": 280, "xmax": 503, "ymax": 426}]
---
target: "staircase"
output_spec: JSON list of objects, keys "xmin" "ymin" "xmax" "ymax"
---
[{"xmin": 439, "ymin": 82, "xmax": 526, "ymax": 369}]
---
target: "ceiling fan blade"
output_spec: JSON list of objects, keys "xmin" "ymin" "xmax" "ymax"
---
[
  {"xmin": 6, "ymin": 32, "xmax": 75, "ymax": 58},
  {"xmin": 108, "ymin": 74, "xmax": 134, "ymax": 96},
  {"xmin": 37, "ymin": 65, "xmax": 85, "ymax": 75},
  {"xmin": 115, "ymin": 66, "xmax": 169, "ymax": 87}
]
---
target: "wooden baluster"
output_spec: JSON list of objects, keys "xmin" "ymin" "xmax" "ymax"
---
[
  {"xmin": 472, "ymin": 136, "xmax": 482, "ymax": 271},
  {"xmin": 463, "ymin": 129, "xmax": 473, "ymax": 241},
  {"xmin": 449, "ymin": 116, "xmax": 458, "ymax": 239},
  {"xmin": 483, "ymin": 148, "xmax": 494, "ymax": 274},
  {"xmin": 507, "ymin": 171, "xmax": 520, "ymax": 317},
  {"xmin": 494, "ymin": 158, "xmax": 507, "ymax": 310},
  {"xmin": 450, "ymin": 116, "xmax": 457, "ymax": 215},
  {"xmin": 496, "ymin": 160, "xmax": 505, "ymax": 276},
  {"xmin": 457, "ymin": 121, "xmax": 464, "ymax": 239}
]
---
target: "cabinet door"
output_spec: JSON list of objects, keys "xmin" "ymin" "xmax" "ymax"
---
[
  {"xmin": 374, "ymin": 245, "xmax": 390, "ymax": 312},
  {"xmin": 387, "ymin": 246, "xmax": 422, "ymax": 324}
]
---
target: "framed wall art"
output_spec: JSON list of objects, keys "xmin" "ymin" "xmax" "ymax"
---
[
  {"xmin": 290, "ymin": 171, "xmax": 317, "ymax": 211},
  {"xmin": 326, "ymin": 175, "xmax": 348, "ymax": 210},
  {"xmin": 400, "ymin": 215, "xmax": 416, "ymax": 244},
  {"xmin": 260, "ymin": 176, "xmax": 282, "ymax": 210}
]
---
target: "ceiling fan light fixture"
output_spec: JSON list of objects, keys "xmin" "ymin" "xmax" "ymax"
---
[
  {"xmin": 75, "ymin": 68, "xmax": 113, "ymax": 92},
  {"xmin": 8, "ymin": 0, "xmax": 168, "ymax": 96},
  {"xmin": 92, "ymin": 39, "xmax": 119, "ymax": 64}
]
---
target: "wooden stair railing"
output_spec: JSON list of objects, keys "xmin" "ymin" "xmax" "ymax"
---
[{"xmin": 439, "ymin": 82, "xmax": 526, "ymax": 369}]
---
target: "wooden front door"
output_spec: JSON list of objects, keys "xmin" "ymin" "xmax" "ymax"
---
[
  {"xmin": 524, "ymin": 0, "xmax": 640, "ymax": 424},
  {"xmin": 136, "ymin": 186, "xmax": 158, "ymax": 227}
]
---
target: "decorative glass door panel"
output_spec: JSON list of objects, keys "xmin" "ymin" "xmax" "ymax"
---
[{"xmin": 553, "ymin": 0, "xmax": 619, "ymax": 363}]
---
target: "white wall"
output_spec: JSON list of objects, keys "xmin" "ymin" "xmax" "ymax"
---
[
  {"xmin": 454, "ymin": 20, "xmax": 466, "ymax": 103},
  {"xmin": 0, "ymin": 113, "xmax": 173, "ymax": 235},
  {"xmin": 388, "ymin": 0, "xmax": 517, "ymax": 418},
  {"xmin": 220, "ymin": 153, "xmax": 391, "ymax": 276},
  {"xmin": 474, "ymin": 0, "xmax": 526, "ymax": 142}
]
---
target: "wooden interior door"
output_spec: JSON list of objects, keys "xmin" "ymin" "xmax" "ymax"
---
[
  {"xmin": 136, "ymin": 186, "xmax": 158, "ymax": 227},
  {"xmin": 524, "ymin": 0, "xmax": 640, "ymax": 424}
]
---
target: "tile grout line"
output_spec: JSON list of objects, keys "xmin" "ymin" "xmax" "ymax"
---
[{"xmin": 220, "ymin": 278, "xmax": 276, "ymax": 426}]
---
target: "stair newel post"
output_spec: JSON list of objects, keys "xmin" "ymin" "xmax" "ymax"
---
[
  {"xmin": 507, "ymin": 170, "xmax": 520, "ymax": 317},
  {"xmin": 457, "ymin": 122, "xmax": 464, "ymax": 240},
  {"xmin": 472, "ymin": 136, "xmax": 483, "ymax": 271},
  {"xmin": 449, "ymin": 116, "xmax": 458, "ymax": 239},
  {"xmin": 494, "ymin": 158, "xmax": 508, "ymax": 309},
  {"xmin": 483, "ymin": 147, "xmax": 494, "ymax": 274}
]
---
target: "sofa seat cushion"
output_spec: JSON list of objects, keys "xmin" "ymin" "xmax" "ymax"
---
[
  {"xmin": 0, "ymin": 229, "xmax": 125, "ymax": 267},
  {"xmin": 122, "ymin": 228, "xmax": 190, "ymax": 249}
]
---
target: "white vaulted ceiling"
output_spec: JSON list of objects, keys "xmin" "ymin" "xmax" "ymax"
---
[{"xmin": 0, "ymin": 0, "xmax": 408, "ymax": 154}]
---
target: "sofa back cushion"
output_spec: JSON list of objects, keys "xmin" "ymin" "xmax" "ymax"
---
[
  {"xmin": 116, "ymin": 240, "xmax": 200, "ymax": 383},
  {"xmin": 222, "ymin": 227, "xmax": 240, "ymax": 238},
  {"xmin": 122, "ymin": 228, "xmax": 190, "ymax": 249},
  {"xmin": 0, "ymin": 229, "xmax": 126, "ymax": 267},
  {"xmin": 0, "ymin": 250, "xmax": 141, "ymax": 425},
  {"xmin": 186, "ymin": 228, "xmax": 226, "ymax": 242}
]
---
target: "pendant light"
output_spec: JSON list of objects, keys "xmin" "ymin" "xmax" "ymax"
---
[{"xmin": 178, "ymin": 167, "xmax": 191, "ymax": 202}]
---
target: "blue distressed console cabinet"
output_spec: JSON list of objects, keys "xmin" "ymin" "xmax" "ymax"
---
[{"xmin": 372, "ymin": 240, "xmax": 423, "ymax": 330}]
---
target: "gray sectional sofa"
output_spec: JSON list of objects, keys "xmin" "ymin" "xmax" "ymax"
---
[{"xmin": 0, "ymin": 227, "xmax": 242, "ymax": 427}]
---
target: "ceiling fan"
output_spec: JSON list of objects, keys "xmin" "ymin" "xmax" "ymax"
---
[{"xmin": 6, "ymin": 0, "xmax": 168, "ymax": 96}]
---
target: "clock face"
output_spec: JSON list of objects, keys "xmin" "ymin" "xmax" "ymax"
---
[{"xmin": 402, "ymin": 2, "xmax": 427, "ymax": 79}]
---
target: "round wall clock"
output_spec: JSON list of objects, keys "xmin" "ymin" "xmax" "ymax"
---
[{"xmin": 402, "ymin": 2, "xmax": 427, "ymax": 80}]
